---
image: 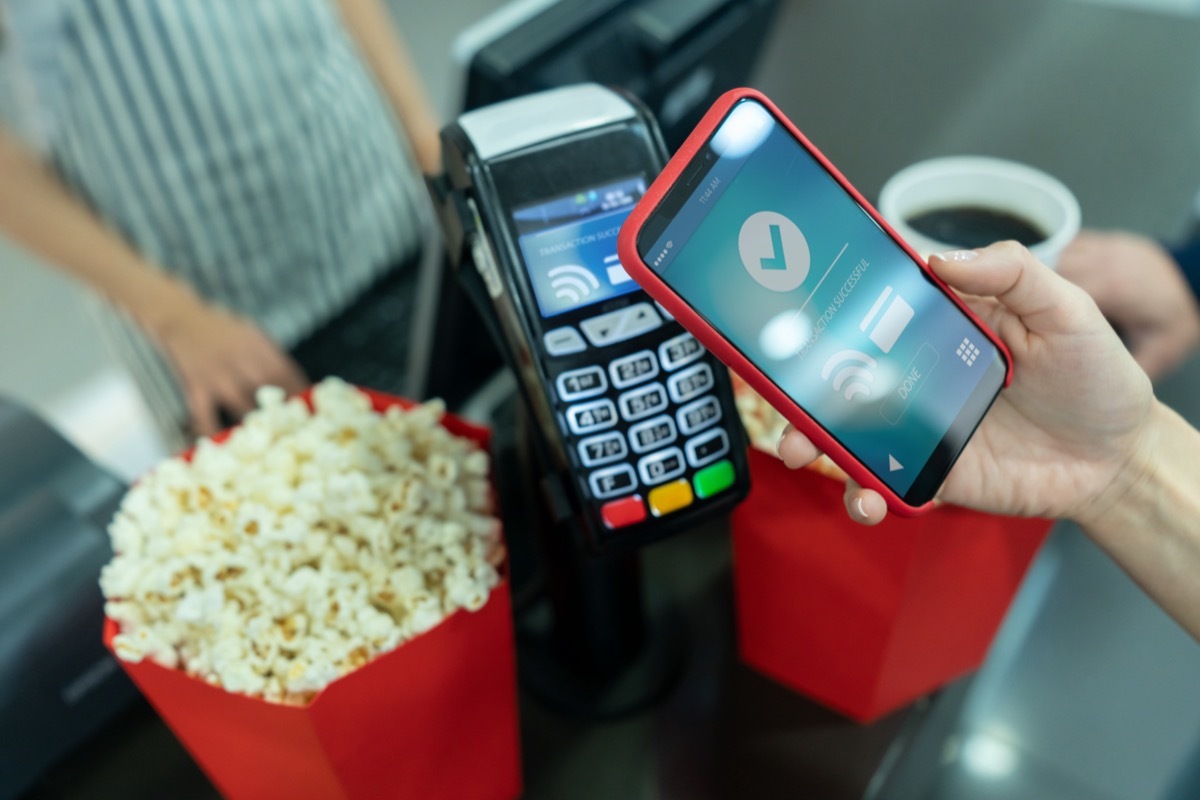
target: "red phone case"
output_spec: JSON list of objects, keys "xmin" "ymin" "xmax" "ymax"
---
[{"xmin": 617, "ymin": 87, "xmax": 1013, "ymax": 516}]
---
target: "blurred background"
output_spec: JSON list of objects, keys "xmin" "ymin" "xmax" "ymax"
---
[{"xmin": 5, "ymin": 0, "xmax": 1200, "ymax": 482}]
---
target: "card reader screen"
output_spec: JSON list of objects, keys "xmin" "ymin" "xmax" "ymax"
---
[{"xmin": 513, "ymin": 175, "xmax": 647, "ymax": 318}]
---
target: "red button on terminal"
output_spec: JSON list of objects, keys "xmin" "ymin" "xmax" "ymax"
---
[{"xmin": 601, "ymin": 495, "xmax": 647, "ymax": 529}]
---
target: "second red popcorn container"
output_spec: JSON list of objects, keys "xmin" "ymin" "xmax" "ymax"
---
[{"xmin": 731, "ymin": 446, "xmax": 1051, "ymax": 723}]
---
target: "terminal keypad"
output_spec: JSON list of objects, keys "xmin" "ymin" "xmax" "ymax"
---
[{"xmin": 548, "ymin": 307, "xmax": 736, "ymax": 533}]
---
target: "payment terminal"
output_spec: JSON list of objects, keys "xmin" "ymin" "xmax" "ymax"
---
[{"xmin": 434, "ymin": 84, "xmax": 749, "ymax": 555}]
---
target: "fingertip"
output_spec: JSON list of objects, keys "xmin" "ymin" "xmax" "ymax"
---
[
  {"xmin": 178, "ymin": 381, "xmax": 213, "ymax": 436},
  {"xmin": 777, "ymin": 428, "xmax": 820, "ymax": 469},
  {"xmin": 860, "ymin": 490, "xmax": 888, "ymax": 525},
  {"xmin": 844, "ymin": 484, "xmax": 888, "ymax": 526},
  {"xmin": 929, "ymin": 249, "xmax": 980, "ymax": 265}
]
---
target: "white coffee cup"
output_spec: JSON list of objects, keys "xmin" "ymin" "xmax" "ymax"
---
[{"xmin": 877, "ymin": 156, "xmax": 1081, "ymax": 268}]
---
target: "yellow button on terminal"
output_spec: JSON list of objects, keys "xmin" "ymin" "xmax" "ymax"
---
[{"xmin": 647, "ymin": 479, "xmax": 694, "ymax": 517}]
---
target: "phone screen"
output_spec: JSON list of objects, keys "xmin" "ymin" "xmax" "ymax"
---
[{"xmin": 637, "ymin": 98, "xmax": 1005, "ymax": 504}]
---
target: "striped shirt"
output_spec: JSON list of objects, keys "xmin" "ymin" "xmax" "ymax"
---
[{"xmin": 3, "ymin": 0, "xmax": 426, "ymax": 445}]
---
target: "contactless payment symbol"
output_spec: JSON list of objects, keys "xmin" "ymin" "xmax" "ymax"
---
[
  {"xmin": 738, "ymin": 211, "xmax": 810, "ymax": 292},
  {"xmin": 822, "ymin": 348, "xmax": 877, "ymax": 402}
]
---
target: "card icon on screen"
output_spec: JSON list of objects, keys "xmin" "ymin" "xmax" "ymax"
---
[
  {"xmin": 860, "ymin": 286, "xmax": 913, "ymax": 354},
  {"xmin": 604, "ymin": 253, "xmax": 633, "ymax": 286}
]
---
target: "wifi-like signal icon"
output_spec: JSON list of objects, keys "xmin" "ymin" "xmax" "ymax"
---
[
  {"xmin": 548, "ymin": 265, "xmax": 600, "ymax": 305},
  {"xmin": 821, "ymin": 349, "xmax": 877, "ymax": 401}
]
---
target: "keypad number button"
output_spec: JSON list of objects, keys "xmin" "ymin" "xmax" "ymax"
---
[
  {"xmin": 556, "ymin": 366, "xmax": 607, "ymax": 402},
  {"xmin": 667, "ymin": 363, "xmax": 714, "ymax": 404},
  {"xmin": 628, "ymin": 415, "xmax": 678, "ymax": 455},
  {"xmin": 677, "ymin": 396, "xmax": 722, "ymax": 436},
  {"xmin": 578, "ymin": 431, "xmax": 628, "ymax": 468},
  {"xmin": 618, "ymin": 383, "xmax": 668, "ymax": 422},
  {"xmin": 637, "ymin": 447, "xmax": 687, "ymax": 486},
  {"xmin": 566, "ymin": 399, "xmax": 618, "ymax": 435},
  {"xmin": 609, "ymin": 350, "xmax": 659, "ymax": 389},
  {"xmin": 659, "ymin": 332, "xmax": 704, "ymax": 371}
]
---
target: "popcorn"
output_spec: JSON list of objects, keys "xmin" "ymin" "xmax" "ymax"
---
[{"xmin": 101, "ymin": 378, "xmax": 503, "ymax": 704}]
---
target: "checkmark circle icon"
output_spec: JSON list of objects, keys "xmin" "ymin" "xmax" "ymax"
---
[{"xmin": 738, "ymin": 211, "xmax": 810, "ymax": 292}]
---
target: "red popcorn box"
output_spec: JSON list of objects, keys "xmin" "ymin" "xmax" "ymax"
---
[
  {"xmin": 731, "ymin": 447, "xmax": 1051, "ymax": 723},
  {"xmin": 103, "ymin": 388, "xmax": 522, "ymax": 800}
]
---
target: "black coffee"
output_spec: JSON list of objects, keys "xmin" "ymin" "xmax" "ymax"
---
[{"xmin": 906, "ymin": 205, "xmax": 1047, "ymax": 249}]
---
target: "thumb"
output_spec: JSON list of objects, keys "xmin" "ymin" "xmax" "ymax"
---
[{"xmin": 928, "ymin": 240, "xmax": 1090, "ymax": 334}]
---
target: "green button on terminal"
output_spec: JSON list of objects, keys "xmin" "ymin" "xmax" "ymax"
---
[{"xmin": 693, "ymin": 459, "xmax": 735, "ymax": 499}]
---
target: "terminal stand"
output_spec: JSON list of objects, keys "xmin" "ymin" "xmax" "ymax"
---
[{"xmin": 488, "ymin": 390, "xmax": 686, "ymax": 719}]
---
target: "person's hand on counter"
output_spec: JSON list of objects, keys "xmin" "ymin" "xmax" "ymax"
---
[
  {"xmin": 777, "ymin": 241, "xmax": 1200, "ymax": 640},
  {"xmin": 1057, "ymin": 230, "xmax": 1200, "ymax": 378},
  {"xmin": 143, "ymin": 284, "xmax": 309, "ymax": 438}
]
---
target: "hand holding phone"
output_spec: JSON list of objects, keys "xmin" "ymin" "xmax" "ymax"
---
[
  {"xmin": 783, "ymin": 242, "xmax": 1157, "ymax": 529},
  {"xmin": 618, "ymin": 88, "xmax": 1012, "ymax": 514}
]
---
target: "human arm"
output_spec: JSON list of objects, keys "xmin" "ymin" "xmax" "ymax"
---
[
  {"xmin": 0, "ymin": 127, "xmax": 306, "ymax": 436},
  {"xmin": 777, "ymin": 241, "xmax": 1200, "ymax": 639},
  {"xmin": 1056, "ymin": 230, "xmax": 1200, "ymax": 378},
  {"xmin": 334, "ymin": 0, "xmax": 442, "ymax": 174},
  {"xmin": 1169, "ymin": 234, "xmax": 1200, "ymax": 300}
]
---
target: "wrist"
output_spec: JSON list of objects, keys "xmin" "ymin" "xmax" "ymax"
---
[
  {"xmin": 118, "ymin": 268, "xmax": 208, "ymax": 341},
  {"xmin": 1075, "ymin": 401, "xmax": 1170, "ymax": 536}
]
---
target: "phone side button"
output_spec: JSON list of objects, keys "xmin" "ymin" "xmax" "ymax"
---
[
  {"xmin": 600, "ymin": 495, "xmax": 647, "ymax": 529},
  {"xmin": 693, "ymin": 460, "xmax": 735, "ymax": 500},
  {"xmin": 647, "ymin": 480, "xmax": 694, "ymax": 518}
]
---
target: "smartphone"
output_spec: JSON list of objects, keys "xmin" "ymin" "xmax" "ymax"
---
[{"xmin": 617, "ymin": 88, "xmax": 1011, "ymax": 514}]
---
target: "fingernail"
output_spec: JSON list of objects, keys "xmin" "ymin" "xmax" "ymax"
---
[
  {"xmin": 932, "ymin": 249, "xmax": 979, "ymax": 263},
  {"xmin": 853, "ymin": 497, "xmax": 868, "ymax": 520}
]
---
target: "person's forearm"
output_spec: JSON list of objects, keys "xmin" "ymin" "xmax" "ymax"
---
[
  {"xmin": 1078, "ymin": 401, "xmax": 1200, "ymax": 639},
  {"xmin": 0, "ymin": 128, "xmax": 199, "ymax": 336},
  {"xmin": 334, "ymin": 0, "xmax": 441, "ymax": 173},
  {"xmin": 1169, "ymin": 236, "xmax": 1200, "ymax": 302}
]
